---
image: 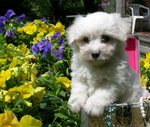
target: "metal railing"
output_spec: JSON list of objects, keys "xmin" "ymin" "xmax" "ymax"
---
[{"xmin": 81, "ymin": 101, "xmax": 150, "ymax": 127}]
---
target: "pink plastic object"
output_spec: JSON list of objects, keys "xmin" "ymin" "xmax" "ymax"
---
[{"xmin": 125, "ymin": 37, "xmax": 140, "ymax": 76}]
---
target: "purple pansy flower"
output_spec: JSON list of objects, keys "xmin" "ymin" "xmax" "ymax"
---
[
  {"xmin": 56, "ymin": 46, "xmax": 65, "ymax": 60},
  {"xmin": 4, "ymin": 9, "xmax": 15, "ymax": 18},
  {"xmin": 37, "ymin": 41, "xmax": 46, "ymax": 51},
  {"xmin": 0, "ymin": 22, "xmax": 4, "ymax": 33},
  {"xmin": 5, "ymin": 29, "xmax": 15, "ymax": 38},
  {"xmin": 32, "ymin": 44, "xmax": 39, "ymax": 56},
  {"xmin": 17, "ymin": 14, "xmax": 26, "ymax": 23},
  {"xmin": 32, "ymin": 39, "xmax": 53, "ymax": 57},
  {"xmin": 51, "ymin": 32, "xmax": 61, "ymax": 40},
  {"xmin": 43, "ymin": 42, "xmax": 52, "ymax": 57},
  {"xmin": 18, "ymin": 14, "xmax": 25, "ymax": 19},
  {"xmin": 40, "ymin": 18, "xmax": 49, "ymax": 24},
  {"xmin": 0, "ymin": 16, "xmax": 8, "ymax": 23},
  {"xmin": 58, "ymin": 37, "xmax": 65, "ymax": 45},
  {"xmin": 0, "ymin": 28, "xmax": 3, "ymax": 33}
]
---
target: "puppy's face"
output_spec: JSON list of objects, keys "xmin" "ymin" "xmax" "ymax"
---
[
  {"xmin": 67, "ymin": 12, "xmax": 130, "ymax": 65},
  {"xmin": 75, "ymin": 33, "xmax": 117, "ymax": 64}
]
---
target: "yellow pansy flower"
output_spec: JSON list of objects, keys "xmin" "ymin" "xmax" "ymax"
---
[
  {"xmin": 31, "ymin": 64, "xmax": 38, "ymax": 83},
  {"xmin": 38, "ymin": 27, "xmax": 48, "ymax": 34},
  {"xmin": 5, "ymin": 94, "xmax": 12, "ymax": 103},
  {"xmin": 33, "ymin": 32, "xmax": 44, "ymax": 43},
  {"xmin": 20, "ymin": 115, "xmax": 42, "ymax": 127},
  {"xmin": 49, "ymin": 24, "xmax": 56, "ymax": 36},
  {"xmin": 146, "ymin": 52, "xmax": 150, "ymax": 59},
  {"xmin": 55, "ymin": 21, "xmax": 65, "ymax": 35},
  {"xmin": 1, "ymin": 70, "xmax": 11, "ymax": 80},
  {"xmin": 0, "ymin": 78, "xmax": 7, "ymax": 88},
  {"xmin": 49, "ymin": 22, "xmax": 65, "ymax": 36},
  {"xmin": 34, "ymin": 87, "xmax": 45, "ymax": 104},
  {"xmin": 8, "ymin": 82, "xmax": 34, "ymax": 99},
  {"xmin": 23, "ymin": 23, "xmax": 37, "ymax": 35},
  {"xmin": 0, "ymin": 110, "xmax": 20, "ymax": 127},
  {"xmin": 0, "ymin": 90, "xmax": 7, "ymax": 100},
  {"xmin": 0, "ymin": 70, "xmax": 11, "ymax": 88},
  {"xmin": 9, "ymin": 57, "xmax": 23, "ymax": 68},
  {"xmin": 57, "ymin": 77, "xmax": 71, "ymax": 89},
  {"xmin": 143, "ymin": 58, "xmax": 150, "ymax": 69},
  {"xmin": 4, "ymin": 90, "xmax": 19, "ymax": 103},
  {"xmin": 0, "ymin": 111, "xmax": 42, "ymax": 127}
]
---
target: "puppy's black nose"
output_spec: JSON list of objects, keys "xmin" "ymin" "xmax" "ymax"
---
[{"xmin": 91, "ymin": 52, "xmax": 100, "ymax": 59}]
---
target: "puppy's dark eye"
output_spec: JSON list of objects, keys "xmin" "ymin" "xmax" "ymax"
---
[
  {"xmin": 82, "ymin": 37, "xmax": 89, "ymax": 43},
  {"xmin": 101, "ymin": 35, "xmax": 110, "ymax": 42}
]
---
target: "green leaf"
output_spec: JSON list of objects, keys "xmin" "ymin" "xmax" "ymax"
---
[
  {"xmin": 0, "ymin": 34, "xmax": 6, "ymax": 45},
  {"xmin": 59, "ymin": 91, "xmax": 66, "ymax": 97},
  {"xmin": 54, "ymin": 113, "xmax": 68, "ymax": 119},
  {"xmin": 40, "ymin": 103, "xmax": 47, "ymax": 109}
]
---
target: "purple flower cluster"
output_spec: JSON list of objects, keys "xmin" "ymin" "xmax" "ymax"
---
[
  {"xmin": 51, "ymin": 32, "xmax": 65, "ymax": 45},
  {"xmin": 32, "ymin": 32, "xmax": 65, "ymax": 59},
  {"xmin": 32, "ymin": 39, "xmax": 52, "ymax": 57},
  {"xmin": 0, "ymin": 9, "xmax": 25, "ymax": 35},
  {"xmin": 0, "ymin": 9, "xmax": 16, "ymax": 34},
  {"xmin": 40, "ymin": 18, "xmax": 49, "ymax": 24},
  {"xmin": 0, "ymin": 9, "xmax": 15, "ymax": 24},
  {"xmin": 56, "ymin": 46, "xmax": 65, "ymax": 60},
  {"xmin": 16, "ymin": 14, "xmax": 26, "ymax": 23}
]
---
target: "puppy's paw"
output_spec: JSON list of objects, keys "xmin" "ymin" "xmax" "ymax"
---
[
  {"xmin": 68, "ymin": 95, "xmax": 87, "ymax": 113},
  {"xmin": 84, "ymin": 98, "xmax": 105, "ymax": 116}
]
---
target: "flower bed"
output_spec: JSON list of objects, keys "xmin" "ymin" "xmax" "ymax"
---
[{"xmin": 0, "ymin": 9, "xmax": 79, "ymax": 127}]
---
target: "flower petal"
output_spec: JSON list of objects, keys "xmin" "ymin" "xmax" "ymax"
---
[
  {"xmin": 20, "ymin": 115, "xmax": 42, "ymax": 127},
  {"xmin": 5, "ymin": 9, "xmax": 16, "ymax": 18}
]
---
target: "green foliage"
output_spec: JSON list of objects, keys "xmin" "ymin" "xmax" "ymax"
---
[
  {"xmin": 23, "ymin": 0, "xmax": 53, "ymax": 18},
  {"xmin": 60, "ymin": 0, "xmax": 84, "ymax": 14}
]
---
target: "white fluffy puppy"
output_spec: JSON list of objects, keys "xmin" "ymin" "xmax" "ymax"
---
[{"xmin": 67, "ymin": 12, "xmax": 144, "ymax": 116}]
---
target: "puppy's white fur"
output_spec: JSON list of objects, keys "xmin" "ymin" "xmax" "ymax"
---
[{"xmin": 67, "ymin": 12, "xmax": 144, "ymax": 116}]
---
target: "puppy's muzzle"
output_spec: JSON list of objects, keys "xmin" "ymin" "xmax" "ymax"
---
[{"xmin": 91, "ymin": 52, "xmax": 100, "ymax": 59}]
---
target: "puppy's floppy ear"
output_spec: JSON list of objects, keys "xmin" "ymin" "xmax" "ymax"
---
[
  {"xmin": 111, "ymin": 13, "xmax": 131, "ymax": 41},
  {"xmin": 67, "ymin": 15, "xmax": 84, "ymax": 45}
]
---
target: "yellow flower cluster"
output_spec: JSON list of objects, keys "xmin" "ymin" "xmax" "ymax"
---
[
  {"xmin": 141, "ymin": 52, "xmax": 150, "ymax": 69},
  {"xmin": 1, "ymin": 82, "xmax": 45, "ymax": 104},
  {"xmin": 56, "ymin": 77, "xmax": 71, "ymax": 89},
  {"xmin": 18, "ymin": 22, "xmax": 37, "ymax": 35},
  {"xmin": 49, "ymin": 21, "xmax": 65, "ymax": 36},
  {"xmin": 0, "ymin": 110, "xmax": 42, "ymax": 127},
  {"xmin": 17, "ymin": 19, "xmax": 65, "ymax": 44},
  {"xmin": 0, "ymin": 44, "xmax": 37, "ymax": 87},
  {"xmin": 0, "ymin": 43, "xmax": 45, "ymax": 105},
  {"xmin": 140, "ymin": 52, "xmax": 150, "ymax": 87}
]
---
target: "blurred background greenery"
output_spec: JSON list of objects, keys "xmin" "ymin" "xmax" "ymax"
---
[
  {"xmin": 0, "ymin": 0, "xmax": 148, "ymax": 24},
  {"xmin": 0, "ymin": 0, "xmax": 100, "ymax": 23}
]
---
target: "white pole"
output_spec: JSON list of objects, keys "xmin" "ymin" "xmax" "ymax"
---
[{"xmin": 116, "ymin": 0, "xmax": 125, "ymax": 16}]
